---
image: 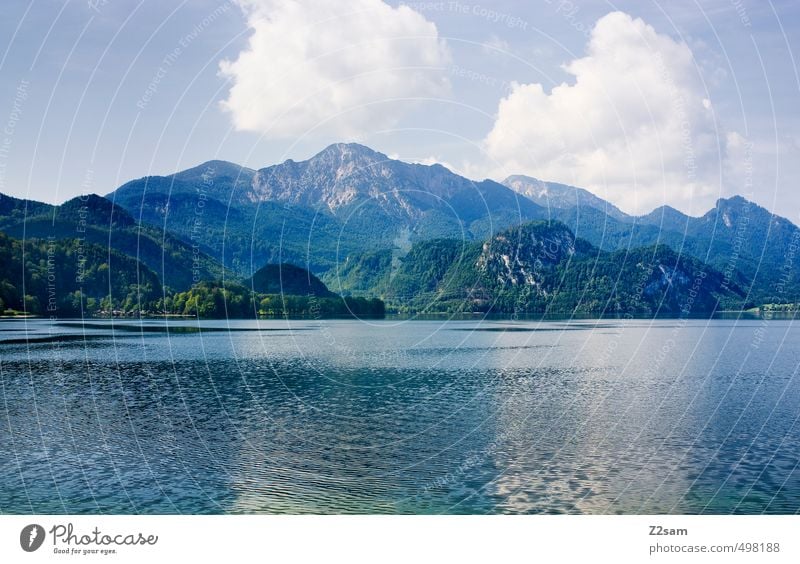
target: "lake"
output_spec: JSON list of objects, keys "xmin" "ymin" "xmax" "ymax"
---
[{"xmin": 1, "ymin": 317, "xmax": 799, "ymax": 514}]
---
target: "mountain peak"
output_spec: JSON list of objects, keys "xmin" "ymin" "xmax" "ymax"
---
[
  {"xmin": 641, "ymin": 204, "xmax": 685, "ymax": 217},
  {"xmin": 706, "ymin": 195, "xmax": 777, "ymax": 229},
  {"xmin": 635, "ymin": 204, "xmax": 690, "ymax": 231},
  {"xmin": 504, "ymin": 174, "xmax": 543, "ymax": 184},
  {"xmin": 173, "ymin": 159, "xmax": 256, "ymax": 182},
  {"xmin": 311, "ymin": 142, "xmax": 388, "ymax": 163},
  {"xmin": 60, "ymin": 193, "xmax": 137, "ymax": 228},
  {"xmin": 715, "ymin": 195, "xmax": 755, "ymax": 210},
  {"xmin": 248, "ymin": 263, "xmax": 335, "ymax": 297}
]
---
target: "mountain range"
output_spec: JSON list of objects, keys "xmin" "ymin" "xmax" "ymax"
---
[
  {"xmin": 109, "ymin": 143, "xmax": 545, "ymax": 275},
  {"xmin": 1, "ymin": 142, "xmax": 799, "ymax": 316}
]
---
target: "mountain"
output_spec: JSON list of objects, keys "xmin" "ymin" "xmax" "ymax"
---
[
  {"xmin": 533, "ymin": 196, "xmax": 800, "ymax": 304},
  {"xmin": 112, "ymin": 160, "xmax": 257, "ymax": 205},
  {"xmin": 108, "ymin": 144, "xmax": 548, "ymax": 275},
  {"xmin": 251, "ymin": 144, "xmax": 540, "ymax": 221},
  {"xmin": 329, "ymin": 220, "xmax": 746, "ymax": 315},
  {"xmin": 106, "ymin": 145, "xmax": 800, "ymax": 306},
  {"xmin": 4, "ymin": 143, "xmax": 795, "ymax": 314},
  {"xmin": 503, "ymin": 175, "xmax": 628, "ymax": 220},
  {"xmin": 632, "ymin": 196, "xmax": 800, "ymax": 302},
  {"xmin": 501, "ymin": 176, "xmax": 800, "ymax": 302},
  {"xmin": 0, "ymin": 193, "xmax": 224, "ymax": 291}
]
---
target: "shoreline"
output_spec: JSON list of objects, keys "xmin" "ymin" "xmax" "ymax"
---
[{"xmin": 1, "ymin": 310, "xmax": 797, "ymax": 322}]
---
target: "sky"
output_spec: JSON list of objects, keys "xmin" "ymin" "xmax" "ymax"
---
[{"xmin": 0, "ymin": 0, "xmax": 798, "ymax": 219}]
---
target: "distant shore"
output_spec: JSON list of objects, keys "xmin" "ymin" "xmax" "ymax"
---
[{"xmin": 2, "ymin": 310, "xmax": 797, "ymax": 322}]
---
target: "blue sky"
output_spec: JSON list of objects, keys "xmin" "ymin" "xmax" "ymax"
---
[{"xmin": 1, "ymin": 0, "xmax": 798, "ymax": 218}]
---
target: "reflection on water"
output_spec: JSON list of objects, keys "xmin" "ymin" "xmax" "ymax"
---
[{"xmin": 1, "ymin": 317, "xmax": 799, "ymax": 514}]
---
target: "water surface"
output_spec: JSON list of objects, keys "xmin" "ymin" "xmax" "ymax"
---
[{"xmin": 1, "ymin": 317, "xmax": 799, "ymax": 514}]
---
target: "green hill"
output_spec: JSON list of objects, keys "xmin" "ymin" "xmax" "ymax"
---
[
  {"xmin": 248, "ymin": 263, "xmax": 335, "ymax": 297},
  {"xmin": 0, "ymin": 193, "xmax": 224, "ymax": 291},
  {"xmin": 0, "ymin": 232, "xmax": 161, "ymax": 316},
  {"xmin": 329, "ymin": 221, "xmax": 747, "ymax": 315}
]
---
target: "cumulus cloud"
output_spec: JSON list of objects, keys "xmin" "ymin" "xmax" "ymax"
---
[
  {"xmin": 484, "ymin": 11, "xmax": 724, "ymax": 215},
  {"xmin": 219, "ymin": 0, "xmax": 450, "ymax": 137}
]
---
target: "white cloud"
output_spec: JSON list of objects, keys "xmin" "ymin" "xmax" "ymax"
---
[
  {"xmin": 219, "ymin": 0, "xmax": 450, "ymax": 137},
  {"xmin": 483, "ymin": 11, "xmax": 725, "ymax": 215},
  {"xmin": 482, "ymin": 35, "xmax": 511, "ymax": 54}
]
